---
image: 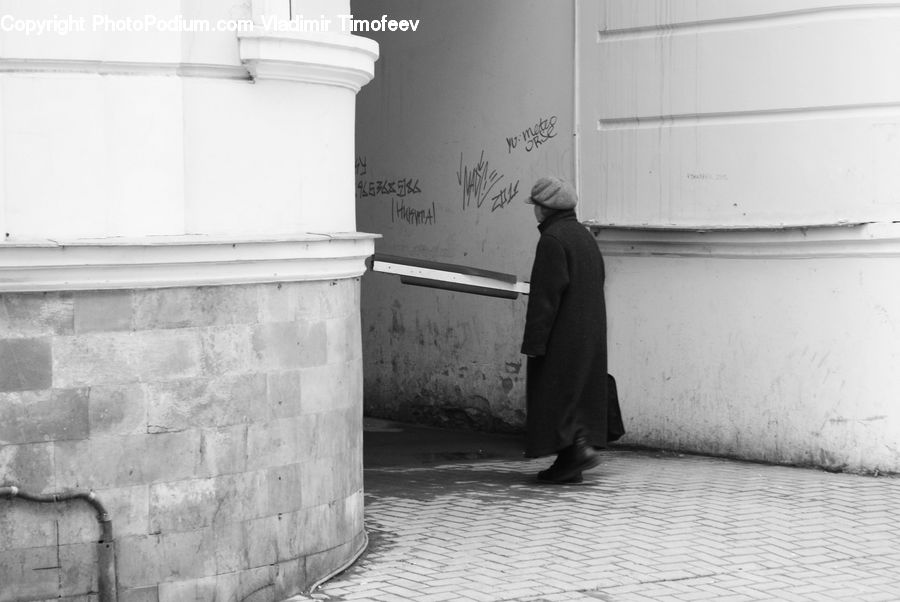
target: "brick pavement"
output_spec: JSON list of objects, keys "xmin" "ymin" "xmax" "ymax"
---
[{"xmin": 295, "ymin": 442, "xmax": 900, "ymax": 601}]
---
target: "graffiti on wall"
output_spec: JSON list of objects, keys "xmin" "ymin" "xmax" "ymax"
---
[
  {"xmin": 506, "ymin": 115, "xmax": 558, "ymax": 154},
  {"xmin": 356, "ymin": 156, "xmax": 422, "ymax": 198},
  {"xmin": 357, "ymin": 156, "xmax": 435, "ymax": 226},
  {"xmin": 456, "ymin": 151, "xmax": 520, "ymax": 213},
  {"xmin": 358, "ymin": 109, "xmax": 561, "ymax": 223},
  {"xmin": 392, "ymin": 199, "xmax": 437, "ymax": 225}
]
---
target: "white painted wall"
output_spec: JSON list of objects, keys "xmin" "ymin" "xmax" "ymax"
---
[
  {"xmin": 596, "ymin": 227, "xmax": 900, "ymax": 472},
  {"xmin": 580, "ymin": 0, "xmax": 900, "ymax": 471},
  {"xmin": 181, "ymin": 78, "xmax": 358, "ymax": 235},
  {"xmin": 0, "ymin": 0, "xmax": 363, "ymax": 240},
  {"xmin": 578, "ymin": 0, "xmax": 900, "ymax": 227}
]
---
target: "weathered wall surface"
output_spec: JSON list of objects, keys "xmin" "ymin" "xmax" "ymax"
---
[
  {"xmin": 597, "ymin": 230, "xmax": 900, "ymax": 472},
  {"xmin": 0, "ymin": 281, "xmax": 365, "ymax": 600},
  {"xmin": 356, "ymin": 0, "xmax": 900, "ymax": 473},
  {"xmin": 354, "ymin": 0, "xmax": 576, "ymax": 431},
  {"xmin": 580, "ymin": 0, "xmax": 900, "ymax": 472}
]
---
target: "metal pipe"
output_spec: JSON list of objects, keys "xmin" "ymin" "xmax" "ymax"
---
[{"xmin": 0, "ymin": 485, "xmax": 117, "ymax": 602}]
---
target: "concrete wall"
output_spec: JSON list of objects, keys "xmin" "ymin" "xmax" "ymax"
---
[
  {"xmin": 580, "ymin": 0, "xmax": 900, "ymax": 472},
  {"xmin": 595, "ymin": 228, "xmax": 900, "ymax": 472},
  {"xmin": 0, "ymin": 0, "xmax": 376, "ymax": 598},
  {"xmin": 355, "ymin": 0, "xmax": 576, "ymax": 430},
  {"xmin": 356, "ymin": 0, "xmax": 900, "ymax": 473}
]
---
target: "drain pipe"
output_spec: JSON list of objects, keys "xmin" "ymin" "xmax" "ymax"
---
[{"xmin": 0, "ymin": 485, "xmax": 117, "ymax": 602}]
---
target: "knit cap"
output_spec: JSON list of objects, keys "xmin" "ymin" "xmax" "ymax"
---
[{"xmin": 525, "ymin": 176, "xmax": 577, "ymax": 210}]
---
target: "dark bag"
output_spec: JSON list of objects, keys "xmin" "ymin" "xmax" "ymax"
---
[{"xmin": 607, "ymin": 374, "xmax": 626, "ymax": 442}]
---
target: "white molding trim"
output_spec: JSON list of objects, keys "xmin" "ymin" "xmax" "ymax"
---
[
  {"xmin": 238, "ymin": 31, "xmax": 379, "ymax": 90},
  {"xmin": 0, "ymin": 233, "xmax": 378, "ymax": 292},
  {"xmin": 0, "ymin": 59, "xmax": 251, "ymax": 80},
  {"xmin": 588, "ymin": 222, "xmax": 900, "ymax": 259},
  {"xmin": 0, "ymin": 33, "xmax": 380, "ymax": 89}
]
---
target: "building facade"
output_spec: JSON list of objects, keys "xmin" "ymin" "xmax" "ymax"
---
[{"xmin": 0, "ymin": 0, "xmax": 376, "ymax": 599}]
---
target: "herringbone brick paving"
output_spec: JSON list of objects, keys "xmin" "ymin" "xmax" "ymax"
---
[{"xmin": 302, "ymin": 445, "xmax": 900, "ymax": 601}]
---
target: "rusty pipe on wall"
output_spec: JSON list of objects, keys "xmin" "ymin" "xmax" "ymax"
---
[{"xmin": 0, "ymin": 485, "xmax": 117, "ymax": 602}]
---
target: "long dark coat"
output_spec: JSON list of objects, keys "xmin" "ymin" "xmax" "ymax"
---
[{"xmin": 521, "ymin": 209, "xmax": 613, "ymax": 457}]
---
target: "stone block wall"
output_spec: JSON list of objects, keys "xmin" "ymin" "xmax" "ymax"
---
[{"xmin": 0, "ymin": 278, "xmax": 365, "ymax": 601}]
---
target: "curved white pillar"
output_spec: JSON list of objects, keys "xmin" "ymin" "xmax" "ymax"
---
[{"xmin": 0, "ymin": 1, "xmax": 379, "ymax": 599}]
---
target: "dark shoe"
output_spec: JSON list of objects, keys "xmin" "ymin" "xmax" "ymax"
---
[
  {"xmin": 569, "ymin": 436, "xmax": 600, "ymax": 473},
  {"xmin": 536, "ymin": 437, "xmax": 599, "ymax": 484}
]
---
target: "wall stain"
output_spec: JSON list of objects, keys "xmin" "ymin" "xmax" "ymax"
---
[
  {"xmin": 828, "ymin": 415, "xmax": 888, "ymax": 424},
  {"xmin": 390, "ymin": 301, "xmax": 405, "ymax": 336}
]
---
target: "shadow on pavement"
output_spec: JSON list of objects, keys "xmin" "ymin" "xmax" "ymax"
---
[{"xmin": 363, "ymin": 416, "xmax": 525, "ymax": 468}]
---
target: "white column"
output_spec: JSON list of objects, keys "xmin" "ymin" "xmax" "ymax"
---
[{"xmin": 0, "ymin": 0, "xmax": 379, "ymax": 290}]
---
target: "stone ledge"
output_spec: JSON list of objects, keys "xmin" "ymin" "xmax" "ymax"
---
[
  {"xmin": 0, "ymin": 233, "xmax": 378, "ymax": 292},
  {"xmin": 0, "ymin": 58, "xmax": 251, "ymax": 80},
  {"xmin": 238, "ymin": 30, "xmax": 379, "ymax": 90},
  {"xmin": 587, "ymin": 221, "xmax": 900, "ymax": 259}
]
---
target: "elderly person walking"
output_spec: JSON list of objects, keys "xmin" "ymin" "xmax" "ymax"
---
[{"xmin": 522, "ymin": 176, "xmax": 621, "ymax": 484}]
